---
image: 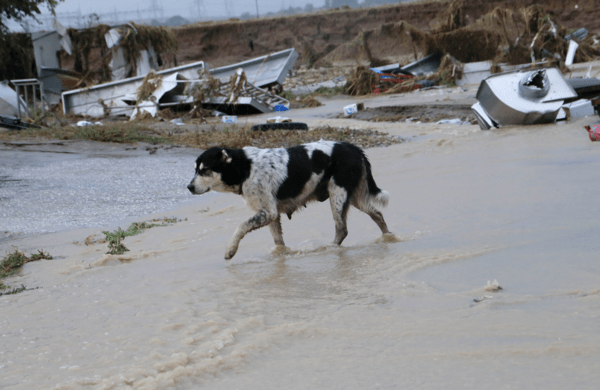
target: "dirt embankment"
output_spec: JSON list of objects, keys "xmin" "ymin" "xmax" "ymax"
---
[{"xmin": 173, "ymin": 0, "xmax": 600, "ymax": 69}]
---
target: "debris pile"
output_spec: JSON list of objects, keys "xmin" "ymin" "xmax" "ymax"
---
[
  {"xmin": 323, "ymin": 2, "xmax": 600, "ymax": 97},
  {"xmin": 300, "ymin": 96, "xmax": 322, "ymax": 108},
  {"xmin": 136, "ymin": 71, "xmax": 163, "ymax": 102},
  {"xmin": 472, "ymin": 68, "xmax": 600, "ymax": 129},
  {"xmin": 346, "ymin": 66, "xmax": 380, "ymax": 96},
  {"xmin": 57, "ymin": 48, "xmax": 297, "ymax": 121},
  {"xmin": 67, "ymin": 23, "xmax": 177, "ymax": 84}
]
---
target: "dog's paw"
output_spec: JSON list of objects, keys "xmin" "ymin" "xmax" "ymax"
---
[
  {"xmin": 375, "ymin": 232, "xmax": 403, "ymax": 244},
  {"xmin": 270, "ymin": 245, "xmax": 291, "ymax": 256},
  {"xmin": 224, "ymin": 245, "xmax": 238, "ymax": 260}
]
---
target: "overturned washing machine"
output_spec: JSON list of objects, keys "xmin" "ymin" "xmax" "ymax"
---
[{"xmin": 472, "ymin": 68, "xmax": 578, "ymax": 130}]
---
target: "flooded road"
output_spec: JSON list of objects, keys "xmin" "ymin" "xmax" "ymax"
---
[
  {"xmin": 0, "ymin": 142, "xmax": 200, "ymax": 243},
  {"xmin": 1, "ymin": 117, "xmax": 600, "ymax": 389}
]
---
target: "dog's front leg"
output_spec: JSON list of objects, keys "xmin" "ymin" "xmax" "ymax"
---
[
  {"xmin": 268, "ymin": 214, "xmax": 285, "ymax": 246},
  {"xmin": 225, "ymin": 209, "xmax": 274, "ymax": 260}
]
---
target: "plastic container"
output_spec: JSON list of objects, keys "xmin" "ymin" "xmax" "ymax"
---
[{"xmin": 584, "ymin": 125, "xmax": 600, "ymax": 141}]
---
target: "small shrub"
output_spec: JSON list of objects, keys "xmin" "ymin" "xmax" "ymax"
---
[
  {"xmin": 279, "ymin": 90, "xmax": 296, "ymax": 100},
  {"xmin": 0, "ymin": 249, "xmax": 52, "ymax": 279},
  {"xmin": 102, "ymin": 218, "xmax": 179, "ymax": 255},
  {"xmin": 103, "ymin": 227, "xmax": 130, "ymax": 255}
]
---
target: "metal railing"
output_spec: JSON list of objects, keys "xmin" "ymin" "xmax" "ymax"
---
[{"xmin": 10, "ymin": 79, "xmax": 45, "ymax": 119}]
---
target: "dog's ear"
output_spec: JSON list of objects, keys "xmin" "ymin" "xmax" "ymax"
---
[{"xmin": 221, "ymin": 149, "xmax": 232, "ymax": 163}]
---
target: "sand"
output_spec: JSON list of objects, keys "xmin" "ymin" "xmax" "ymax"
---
[{"xmin": 2, "ymin": 85, "xmax": 600, "ymax": 389}]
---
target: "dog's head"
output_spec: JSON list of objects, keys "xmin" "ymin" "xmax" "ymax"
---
[{"xmin": 187, "ymin": 147, "xmax": 237, "ymax": 195}]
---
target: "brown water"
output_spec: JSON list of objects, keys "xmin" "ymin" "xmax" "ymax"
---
[{"xmin": 1, "ymin": 117, "xmax": 600, "ymax": 389}]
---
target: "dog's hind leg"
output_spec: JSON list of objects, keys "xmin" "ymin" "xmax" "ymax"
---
[
  {"xmin": 329, "ymin": 185, "xmax": 350, "ymax": 245},
  {"xmin": 225, "ymin": 209, "xmax": 275, "ymax": 260},
  {"xmin": 366, "ymin": 209, "xmax": 390, "ymax": 234},
  {"xmin": 353, "ymin": 200, "xmax": 390, "ymax": 235},
  {"xmin": 268, "ymin": 214, "xmax": 285, "ymax": 246}
]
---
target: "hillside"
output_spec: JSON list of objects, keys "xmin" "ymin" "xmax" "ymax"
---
[{"xmin": 172, "ymin": 0, "xmax": 600, "ymax": 68}]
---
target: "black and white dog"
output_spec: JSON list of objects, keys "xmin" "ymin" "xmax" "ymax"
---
[{"xmin": 187, "ymin": 140, "xmax": 390, "ymax": 259}]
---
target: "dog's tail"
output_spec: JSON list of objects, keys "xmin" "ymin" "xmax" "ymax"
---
[{"xmin": 363, "ymin": 154, "xmax": 389, "ymax": 209}]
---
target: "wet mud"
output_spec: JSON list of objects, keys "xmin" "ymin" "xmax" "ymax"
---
[
  {"xmin": 1, "ymin": 103, "xmax": 600, "ymax": 390},
  {"xmin": 345, "ymin": 103, "xmax": 477, "ymax": 124}
]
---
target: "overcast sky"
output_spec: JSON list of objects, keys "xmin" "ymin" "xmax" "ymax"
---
[{"xmin": 9, "ymin": 0, "xmax": 330, "ymax": 31}]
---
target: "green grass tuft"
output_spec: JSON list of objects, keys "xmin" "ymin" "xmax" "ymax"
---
[
  {"xmin": 0, "ymin": 249, "xmax": 52, "ymax": 279},
  {"xmin": 0, "ymin": 284, "xmax": 33, "ymax": 296},
  {"xmin": 102, "ymin": 218, "xmax": 179, "ymax": 255},
  {"xmin": 0, "ymin": 249, "xmax": 52, "ymax": 295}
]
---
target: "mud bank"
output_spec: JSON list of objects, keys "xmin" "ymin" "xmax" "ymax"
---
[{"xmin": 173, "ymin": 0, "xmax": 600, "ymax": 68}]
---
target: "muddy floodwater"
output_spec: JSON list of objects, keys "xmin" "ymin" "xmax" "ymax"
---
[{"xmin": 1, "ymin": 116, "xmax": 600, "ymax": 389}]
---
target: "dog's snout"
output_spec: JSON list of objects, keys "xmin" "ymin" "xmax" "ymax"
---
[{"xmin": 187, "ymin": 183, "xmax": 195, "ymax": 194}]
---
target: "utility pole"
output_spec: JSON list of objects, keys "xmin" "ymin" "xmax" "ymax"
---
[
  {"xmin": 224, "ymin": 0, "xmax": 232, "ymax": 17},
  {"xmin": 255, "ymin": 0, "xmax": 259, "ymax": 18},
  {"xmin": 196, "ymin": 0, "xmax": 205, "ymax": 20},
  {"xmin": 151, "ymin": 0, "xmax": 159, "ymax": 20}
]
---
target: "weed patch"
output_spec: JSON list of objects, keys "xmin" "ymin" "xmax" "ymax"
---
[
  {"xmin": 312, "ymin": 86, "xmax": 346, "ymax": 96},
  {"xmin": 0, "ymin": 249, "xmax": 52, "ymax": 279},
  {"xmin": 74, "ymin": 124, "xmax": 171, "ymax": 144},
  {"xmin": 171, "ymin": 125, "xmax": 403, "ymax": 149},
  {"xmin": 279, "ymin": 91, "xmax": 296, "ymax": 101},
  {"xmin": 0, "ymin": 284, "xmax": 39, "ymax": 296},
  {"xmin": 0, "ymin": 122, "xmax": 171, "ymax": 145},
  {"xmin": 0, "ymin": 249, "xmax": 51, "ymax": 295},
  {"xmin": 103, "ymin": 217, "xmax": 179, "ymax": 255}
]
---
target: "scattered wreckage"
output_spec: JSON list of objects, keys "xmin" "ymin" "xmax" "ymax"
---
[
  {"xmin": 3, "ymin": 19, "xmax": 299, "ymax": 126},
  {"xmin": 3, "ymin": 10, "xmax": 600, "ymax": 133},
  {"xmin": 61, "ymin": 48, "xmax": 298, "ymax": 119},
  {"xmin": 472, "ymin": 67, "xmax": 600, "ymax": 130}
]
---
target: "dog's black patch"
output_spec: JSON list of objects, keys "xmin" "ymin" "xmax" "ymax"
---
[
  {"xmin": 311, "ymin": 149, "xmax": 332, "ymax": 202},
  {"xmin": 311, "ymin": 149, "xmax": 330, "ymax": 174},
  {"xmin": 363, "ymin": 155, "xmax": 382, "ymax": 196},
  {"xmin": 276, "ymin": 145, "xmax": 312, "ymax": 200},
  {"xmin": 330, "ymin": 142, "xmax": 363, "ymax": 196},
  {"xmin": 197, "ymin": 147, "xmax": 252, "ymax": 187},
  {"xmin": 277, "ymin": 147, "xmax": 333, "ymax": 201}
]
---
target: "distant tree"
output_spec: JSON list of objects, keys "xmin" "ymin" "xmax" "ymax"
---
[
  {"xmin": 1, "ymin": 0, "xmax": 62, "ymax": 80},
  {"xmin": 0, "ymin": 0, "xmax": 62, "ymax": 33},
  {"xmin": 304, "ymin": 3, "xmax": 314, "ymax": 13}
]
